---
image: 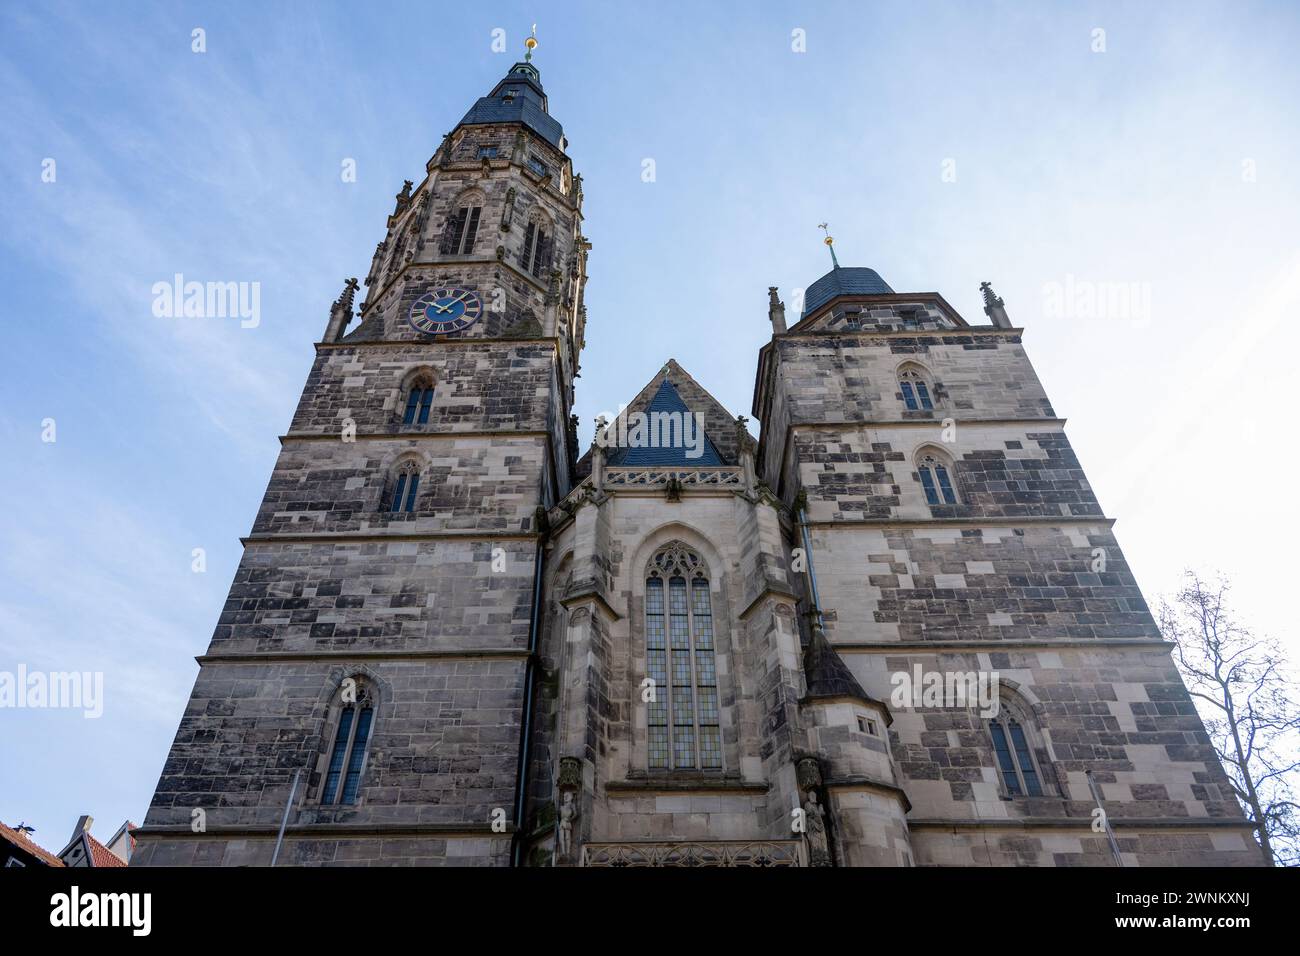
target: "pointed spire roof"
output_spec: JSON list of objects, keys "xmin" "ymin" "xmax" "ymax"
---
[
  {"xmin": 458, "ymin": 61, "xmax": 565, "ymax": 148},
  {"xmin": 802, "ymin": 626, "xmax": 888, "ymax": 720}
]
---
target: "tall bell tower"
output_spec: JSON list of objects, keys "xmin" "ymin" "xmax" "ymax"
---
[{"xmin": 133, "ymin": 41, "xmax": 588, "ymax": 867}]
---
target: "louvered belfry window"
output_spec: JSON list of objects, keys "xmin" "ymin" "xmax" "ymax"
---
[
  {"xmin": 645, "ymin": 542, "xmax": 721, "ymax": 770},
  {"xmin": 440, "ymin": 206, "xmax": 482, "ymax": 255},
  {"xmin": 521, "ymin": 220, "xmax": 549, "ymax": 278}
]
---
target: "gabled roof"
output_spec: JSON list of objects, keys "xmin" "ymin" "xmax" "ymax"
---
[
  {"xmin": 0, "ymin": 822, "xmax": 65, "ymax": 867},
  {"xmin": 58, "ymin": 829, "xmax": 128, "ymax": 868},
  {"xmin": 87, "ymin": 833, "xmax": 128, "ymax": 868},
  {"xmin": 577, "ymin": 359, "xmax": 741, "ymax": 476},
  {"xmin": 605, "ymin": 380, "xmax": 724, "ymax": 466}
]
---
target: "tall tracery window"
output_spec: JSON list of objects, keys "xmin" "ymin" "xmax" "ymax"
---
[
  {"xmin": 988, "ymin": 703, "xmax": 1046, "ymax": 797},
  {"xmin": 898, "ymin": 364, "xmax": 936, "ymax": 411},
  {"xmin": 321, "ymin": 679, "xmax": 375, "ymax": 806},
  {"xmin": 916, "ymin": 449, "xmax": 958, "ymax": 506},
  {"xmin": 387, "ymin": 460, "xmax": 421, "ymax": 513},
  {"xmin": 520, "ymin": 219, "xmax": 550, "ymax": 278},
  {"xmin": 440, "ymin": 203, "xmax": 482, "ymax": 255},
  {"xmin": 645, "ymin": 542, "xmax": 721, "ymax": 771}
]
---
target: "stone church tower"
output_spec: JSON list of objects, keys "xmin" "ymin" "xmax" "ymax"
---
[{"xmin": 134, "ymin": 56, "xmax": 1262, "ymax": 867}]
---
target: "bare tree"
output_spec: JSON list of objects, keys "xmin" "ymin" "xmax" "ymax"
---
[{"xmin": 1160, "ymin": 571, "xmax": 1300, "ymax": 866}]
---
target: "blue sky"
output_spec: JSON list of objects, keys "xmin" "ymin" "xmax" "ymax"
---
[{"xmin": 1, "ymin": 1, "xmax": 1297, "ymax": 852}]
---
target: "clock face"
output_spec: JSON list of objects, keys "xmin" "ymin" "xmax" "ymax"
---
[{"xmin": 409, "ymin": 287, "xmax": 483, "ymax": 335}]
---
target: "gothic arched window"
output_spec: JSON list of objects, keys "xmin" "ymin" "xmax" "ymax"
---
[
  {"xmin": 987, "ymin": 698, "xmax": 1049, "ymax": 797},
  {"xmin": 400, "ymin": 372, "xmax": 435, "ymax": 425},
  {"xmin": 916, "ymin": 448, "xmax": 958, "ymax": 506},
  {"xmin": 898, "ymin": 364, "xmax": 936, "ymax": 411},
  {"xmin": 320, "ymin": 678, "xmax": 376, "ymax": 806},
  {"xmin": 645, "ymin": 542, "xmax": 721, "ymax": 771},
  {"xmin": 520, "ymin": 216, "xmax": 550, "ymax": 278},
  {"xmin": 386, "ymin": 460, "xmax": 421, "ymax": 513},
  {"xmin": 440, "ymin": 201, "xmax": 483, "ymax": 256}
]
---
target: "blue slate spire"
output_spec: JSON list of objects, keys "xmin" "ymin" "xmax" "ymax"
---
[{"xmin": 458, "ymin": 61, "xmax": 565, "ymax": 148}]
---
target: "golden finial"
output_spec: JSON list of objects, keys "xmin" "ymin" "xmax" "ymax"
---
[
  {"xmin": 818, "ymin": 223, "xmax": 840, "ymax": 268},
  {"xmin": 525, "ymin": 24, "xmax": 538, "ymax": 61}
]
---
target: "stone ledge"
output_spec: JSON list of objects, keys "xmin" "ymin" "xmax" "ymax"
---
[
  {"xmin": 807, "ymin": 516, "xmax": 1116, "ymax": 530},
  {"xmin": 196, "ymin": 649, "xmax": 528, "ymax": 665},
  {"xmin": 240, "ymin": 530, "xmax": 542, "ymax": 545},
  {"xmin": 835, "ymin": 638, "xmax": 1171, "ymax": 653},
  {"xmin": 280, "ymin": 429, "xmax": 552, "ymax": 443},
  {"xmin": 823, "ymin": 776, "xmax": 913, "ymax": 814},
  {"xmin": 605, "ymin": 778, "xmax": 769, "ymax": 796},
  {"xmin": 315, "ymin": 335, "xmax": 560, "ymax": 351},
  {"xmin": 907, "ymin": 817, "xmax": 1257, "ymax": 831},
  {"xmin": 134, "ymin": 823, "xmax": 510, "ymax": 840}
]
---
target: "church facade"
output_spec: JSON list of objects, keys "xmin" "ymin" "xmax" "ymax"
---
[{"xmin": 133, "ymin": 58, "xmax": 1262, "ymax": 867}]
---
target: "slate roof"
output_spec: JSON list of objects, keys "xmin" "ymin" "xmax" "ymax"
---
[
  {"xmin": 604, "ymin": 380, "xmax": 724, "ymax": 466},
  {"xmin": 576, "ymin": 360, "xmax": 741, "ymax": 478},
  {"xmin": 458, "ymin": 61, "xmax": 564, "ymax": 148},
  {"xmin": 803, "ymin": 625, "xmax": 881, "ymax": 711},
  {"xmin": 802, "ymin": 266, "xmax": 894, "ymax": 317}
]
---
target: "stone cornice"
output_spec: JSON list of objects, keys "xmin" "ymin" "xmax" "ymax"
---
[
  {"xmin": 785, "ymin": 323, "xmax": 1024, "ymax": 342},
  {"xmin": 134, "ymin": 823, "xmax": 509, "ymax": 840},
  {"xmin": 558, "ymin": 587, "xmax": 623, "ymax": 622},
  {"xmin": 241, "ymin": 530, "xmax": 541, "ymax": 546},
  {"xmin": 790, "ymin": 417, "xmax": 1068, "ymax": 431},
  {"xmin": 906, "ymin": 817, "xmax": 1256, "ymax": 831},
  {"xmin": 805, "ymin": 515, "xmax": 1116, "ymax": 531},
  {"xmin": 834, "ymin": 638, "xmax": 1171, "ymax": 654},
  {"xmin": 605, "ymin": 778, "xmax": 768, "ymax": 795},
  {"xmin": 196, "ymin": 649, "xmax": 528, "ymax": 665},
  {"xmin": 315, "ymin": 335, "xmax": 561, "ymax": 351},
  {"xmin": 823, "ymin": 775, "xmax": 913, "ymax": 814},
  {"xmin": 279, "ymin": 429, "xmax": 553, "ymax": 444},
  {"xmin": 737, "ymin": 585, "xmax": 799, "ymax": 621}
]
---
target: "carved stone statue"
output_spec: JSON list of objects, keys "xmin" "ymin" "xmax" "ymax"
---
[
  {"xmin": 392, "ymin": 179, "xmax": 413, "ymax": 216},
  {"xmin": 500, "ymin": 186, "xmax": 516, "ymax": 232},
  {"xmin": 556, "ymin": 790, "xmax": 576, "ymax": 861},
  {"xmin": 802, "ymin": 789, "xmax": 831, "ymax": 867}
]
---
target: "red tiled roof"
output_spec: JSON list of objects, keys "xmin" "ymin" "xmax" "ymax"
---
[
  {"xmin": 0, "ymin": 822, "xmax": 65, "ymax": 867},
  {"xmin": 87, "ymin": 834, "xmax": 127, "ymax": 868}
]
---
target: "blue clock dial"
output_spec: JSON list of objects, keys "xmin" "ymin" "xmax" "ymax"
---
[{"xmin": 409, "ymin": 287, "xmax": 483, "ymax": 335}]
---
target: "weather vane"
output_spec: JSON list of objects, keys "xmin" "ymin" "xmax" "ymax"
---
[
  {"xmin": 525, "ymin": 24, "xmax": 538, "ymax": 61},
  {"xmin": 818, "ymin": 222, "xmax": 840, "ymax": 268}
]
